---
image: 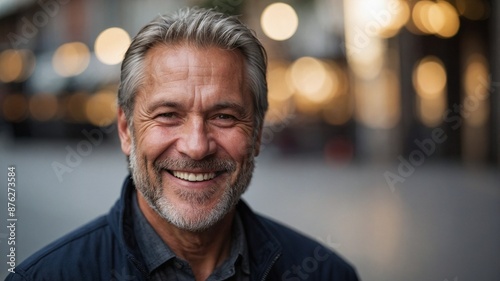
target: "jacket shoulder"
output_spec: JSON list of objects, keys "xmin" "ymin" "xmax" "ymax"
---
[
  {"xmin": 255, "ymin": 214, "xmax": 359, "ymax": 281},
  {"xmin": 6, "ymin": 216, "xmax": 125, "ymax": 281}
]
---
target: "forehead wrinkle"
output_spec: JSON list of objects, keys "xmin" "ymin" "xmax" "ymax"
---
[
  {"xmin": 147, "ymin": 45, "xmax": 244, "ymax": 86},
  {"xmin": 142, "ymin": 45, "xmax": 248, "ymax": 113}
]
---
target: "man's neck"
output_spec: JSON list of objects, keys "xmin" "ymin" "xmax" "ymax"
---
[{"xmin": 137, "ymin": 191, "xmax": 234, "ymax": 281}]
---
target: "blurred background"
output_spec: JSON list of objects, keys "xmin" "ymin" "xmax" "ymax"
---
[{"xmin": 0, "ymin": 0, "xmax": 499, "ymax": 280}]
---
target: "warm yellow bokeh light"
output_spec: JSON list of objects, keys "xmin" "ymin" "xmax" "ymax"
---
[
  {"xmin": 29, "ymin": 94, "xmax": 59, "ymax": 121},
  {"xmin": 0, "ymin": 50, "xmax": 23, "ymax": 82},
  {"xmin": 347, "ymin": 39, "xmax": 385, "ymax": 80},
  {"xmin": 413, "ymin": 56, "xmax": 447, "ymax": 127},
  {"xmin": 85, "ymin": 89, "xmax": 117, "ymax": 126},
  {"xmin": 293, "ymin": 93, "xmax": 321, "ymax": 115},
  {"xmin": 265, "ymin": 98, "xmax": 295, "ymax": 125},
  {"xmin": 266, "ymin": 61, "xmax": 296, "ymax": 124},
  {"xmin": 466, "ymin": 100, "xmax": 489, "ymax": 127},
  {"xmin": 464, "ymin": 54, "xmax": 488, "ymax": 96},
  {"xmin": 94, "ymin": 27, "xmax": 131, "ymax": 65},
  {"xmin": 355, "ymin": 69, "xmax": 401, "ymax": 129},
  {"xmin": 65, "ymin": 92, "xmax": 89, "ymax": 123},
  {"xmin": 53, "ymin": 42, "xmax": 90, "ymax": 77},
  {"xmin": 288, "ymin": 57, "xmax": 326, "ymax": 96},
  {"xmin": 268, "ymin": 60, "xmax": 293, "ymax": 102},
  {"xmin": 261, "ymin": 2, "xmax": 298, "ymax": 41},
  {"xmin": 434, "ymin": 1, "xmax": 460, "ymax": 38},
  {"xmin": 464, "ymin": 53, "xmax": 489, "ymax": 127},
  {"xmin": 0, "ymin": 49, "xmax": 35, "ymax": 83},
  {"xmin": 413, "ymin": 56, "xmax": 447, "ymax": 99},
  {"xmin": 378, "ymin": 0, "xmax": 411, "ymax": 38},
  {"xmin": 412, "ymin": 1, "xmax": 459, "ymax": 37},
  {"xmin": 412, "ymin": 0, "xmax": 433, "ymax": 34},
  {"xmin": 417, "ymin": 93, "xmax": 446, "ymax": 127},
  {"xmin": 427, "ymin": 3, "xmax": 446, "ymax": 33},
  {"xmin": 2, "ymin": 94, "xmax": 29, "ymax": 122},
  {"xmin": 287, "ymin": 57, "xmax": 336, "ymax": 104}
]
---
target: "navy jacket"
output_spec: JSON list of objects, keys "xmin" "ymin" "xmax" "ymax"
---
[{"xmin": 6, "ymin": 177, "xmax": 359, "ymax": 281}]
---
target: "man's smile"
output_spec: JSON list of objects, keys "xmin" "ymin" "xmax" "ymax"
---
[{"xmin": 170, "ymin": 170, "xmax": 218, "ymax": 182}]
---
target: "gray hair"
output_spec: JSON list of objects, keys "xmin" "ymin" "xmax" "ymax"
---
[{"xmin": 118, "ymin": 7, "xmax": 268, "ymax": 133}]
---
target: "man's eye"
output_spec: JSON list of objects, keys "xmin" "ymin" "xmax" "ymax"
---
[
  {"xmin": 212, "ymin": 114, "xmax": 237, "ymax": 127},
  {"xmin": 159, "ymin": 112, "xmax": 177, "ymax": 118},
  {"xmin": 155, "ymin": 113, "xmax": 181, "ymax": 124},
  {"xmin": 215, "ymin": 114, "xmax": 235, "ymax": 120}
]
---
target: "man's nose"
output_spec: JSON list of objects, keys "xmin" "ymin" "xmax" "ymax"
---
[{"xmin": 176, "ymin": 117, "xmax": 216, "ymax": 160}]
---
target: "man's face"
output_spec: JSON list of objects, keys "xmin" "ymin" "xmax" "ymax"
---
[{"xmin": 118, "ymin": 45, "xmax": 260, "ymax": 232}]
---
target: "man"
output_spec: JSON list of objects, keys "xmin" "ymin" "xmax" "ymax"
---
[{"xmin": 7, "ymin": 8, "xmax": 359, "ymax": 281}]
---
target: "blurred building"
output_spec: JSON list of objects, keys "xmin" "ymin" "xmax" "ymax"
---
[{"xmin": 0, "ymin": 0, "xmax": 498, "ymax": 166}]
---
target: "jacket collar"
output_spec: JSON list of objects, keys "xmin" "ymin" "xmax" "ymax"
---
[
  {"xmin": 108, "ymin": 176, "xmax": 282, "ymax": 280},
  {"xmin": 236, "ymin": 201, "xmax": 282, "ymax": 280},
  {"xmin": 107, "ymin": 176, "xmax": 149, "ymax": 276}
]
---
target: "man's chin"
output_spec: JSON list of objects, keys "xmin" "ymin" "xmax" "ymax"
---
[{"xmin": 153, "ymin": 198, "xmax": 230, "ymax": 232}]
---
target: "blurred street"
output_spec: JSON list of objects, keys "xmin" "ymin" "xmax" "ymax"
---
[{"xmin": 0, "ymin": 134, "xmax": 498, "ymax": 281}]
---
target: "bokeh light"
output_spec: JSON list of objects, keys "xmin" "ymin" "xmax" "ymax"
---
[
  {"xmin": 464, "ymin": 53, "xmax": 489, "ymax": 127},
  {"xmin": 321, "ymin": 61, "xmax": 351, "ymax": 126},
  {"xmin": 355, "ymin": 69, "xmax": 401, "ymax": 129},
  {"xmin": 265, "ymin": 99, "xmax": 295, "ymax": 126},
  {"xmin": 29, "ymin": 94, "xmax": 59, "ymax": 121},
  {"xmin": 52, "ymin": 42, "xmax": 90, "ymax": 77},
  {"xmin": 261, "ymin": 2, "xmax": 299, "ymax": 41},
  {"xmin": 434, "ymin": 1, "xmax": 460, "ymax": 38},
  {"xmin": 378, "ymin": 0, "xmax": 411, "ymax": 38},
  {"xmin": 85, "ymin": 89, "xmax": 117, "ymax": 126},
  {"xmin": 65, "ymin": 92, "xmax": 89, "ymax": 123},
  {"xmin": 287, "ymin": 57, "xmax": 338, "ymax": 105},
  {"xmin": 347, "ymin": 39, "xmax": 385, "ymax": 80},
  {"xmin": 411, "ymin": 0, "xmax": 460, "ymax": 38},
  {"xmin": 0, "ymin": 49, "xmax": 35, "ymax": 83},
  {"xmin": 413, "ymin": 56, "xmax": 447, "ymax": 127},
  {"xmin": 266, "ymin": 60, "xmax": 295, "ymax": 125},
  {"xmin": 2, "ymin": 94, "xmax": 29, "ymax": 122},
  {"xmin": 413, "ymin": 56, "xmax": 447, "ymax": 99},
  {"xmin": 417, "ymin": 93, "xmax": 446, "ymax": 127},
  {"xmin": 94, "ymin": 27, "xmax": 131, "ymax": 65},
  {"xmin": 268, "ymin": 60, "xmax": 293, "ymax": 102}
]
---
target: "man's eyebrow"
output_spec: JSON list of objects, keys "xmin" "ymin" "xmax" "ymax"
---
[
  {"xmin": 211, "ymin": 102, "xmax": 248, "ymax": 116},
  {"xmin": 147, "ymin": 101, "xmax": 182, "ymax": 112},
  {"xmin": 146, "ymin": 100, "xmax": 249, "ymax": 116}
]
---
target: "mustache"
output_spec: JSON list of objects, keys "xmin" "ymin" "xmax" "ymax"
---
[{"xmin": 153, "ymin": 157, "xmax": 237, "ymax": 173}]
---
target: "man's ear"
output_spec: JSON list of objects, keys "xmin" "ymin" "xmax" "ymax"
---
[{"xmin": 117, "ymin": 107, "xmax": 132, "ymax": 156}]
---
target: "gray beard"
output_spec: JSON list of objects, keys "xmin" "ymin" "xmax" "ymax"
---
[{"xmin": 129, "ymin": 139, "xmax": 254, "ymax": 232}]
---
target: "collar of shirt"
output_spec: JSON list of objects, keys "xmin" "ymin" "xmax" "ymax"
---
[{"xmin": 131, "ymin": 191, "xmax": 250, "ymax": 279}]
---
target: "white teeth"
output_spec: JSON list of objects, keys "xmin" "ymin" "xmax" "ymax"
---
[{"xmin": 172, "ymin": 171, "xmax": 216, "ymax": 182}]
